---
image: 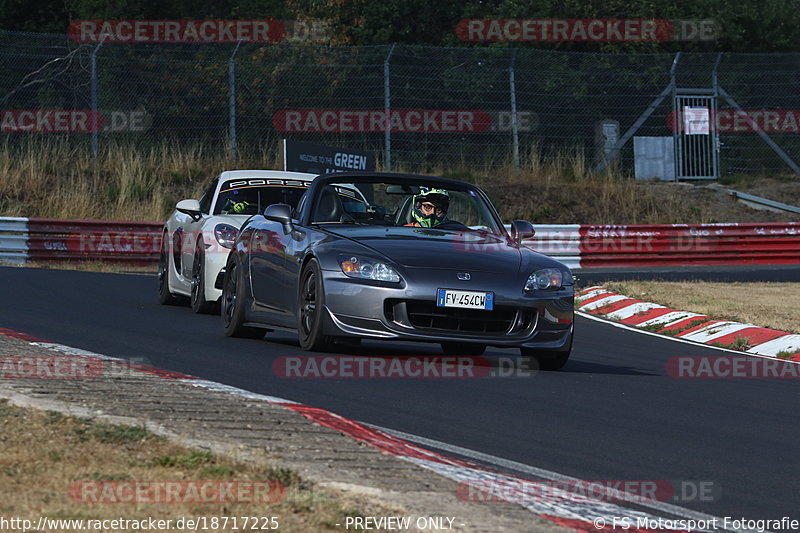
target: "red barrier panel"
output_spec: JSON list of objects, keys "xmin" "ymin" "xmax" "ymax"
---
[
  {"xmin": 580, "ymin": 252, "xmax": 800, "ymax": 268},
  {"xmin": 26, "ymin": 218, "xmax": 163, "ymax": 233},
  {"xmin": 578, "ymin": 222, "xmax": 800, "ymax": 268},
  {"xmin": 17, "ymin": 219, "xmax": 800, "ymax": 268},
  {"xmin": 26, "ymin": 218, "xmax": 162, "ymax": 264}
]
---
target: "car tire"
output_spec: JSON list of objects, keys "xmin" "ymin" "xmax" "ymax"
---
[
  {"xmin": 440, "ymin": 342, "xmax": 486, "ymax": 356},
  {"xmin": 158, "ymin": 233, "xmax": 180, "ymax": 305},
  {"xmin": 191, "ymin": 240, "xmax": 217, "ymax": 314},
  {"xmin": 521, "ymin": 334, "xmax": 573, "ymax": 371},
  {"xmin": 297, "ymin": 259, "xmax": 333, "ymax": 352},
  {"xmin": 222, "ymin": 255, "xmax": 267, "ymax": 339}
]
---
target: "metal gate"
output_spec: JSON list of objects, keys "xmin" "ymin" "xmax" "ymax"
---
[{"xmin": 673, "ymin": 91, "xmax": 720, "ymax": 179}]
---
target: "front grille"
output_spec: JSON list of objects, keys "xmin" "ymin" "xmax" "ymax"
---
[{"xmin": 386, "ymin": 300, "xmax": 534, "ymax": 335}]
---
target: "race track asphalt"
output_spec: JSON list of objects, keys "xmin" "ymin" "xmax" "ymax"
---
[{"xmin": 1, "ymin": 266, "xmax": 798, "ymax": 524}]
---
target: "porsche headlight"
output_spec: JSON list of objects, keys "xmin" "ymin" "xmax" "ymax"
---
[
  {"xmin": 524, "ymin": 268, "xmax": 563, "ymax": 292},
  {"xmin": 339, "ymin": 256, "xmax": 401, "ymax": 283},
  {"xmin": 214, "ymin": 223, "xmax": 238, "ymax": 249}
]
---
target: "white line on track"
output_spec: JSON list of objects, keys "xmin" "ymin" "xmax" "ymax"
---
[
  {"xmin": 365, "ymin": 424, "xmax": 757, "ymax": 533},
  {"xmin": 577, "ymin": 311, "xmax": 800, "ymax": 364},
  {"xmin": 12, "ymin": 329, "xmax": 785, "ymax": 531}
]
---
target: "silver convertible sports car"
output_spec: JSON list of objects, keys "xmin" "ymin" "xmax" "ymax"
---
[{"xmin": 220, "ymin": 172, "xmax": 574, "ymax": 370}]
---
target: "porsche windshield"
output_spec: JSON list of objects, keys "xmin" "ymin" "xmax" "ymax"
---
[
  {"xmin": 310, "ymin": 180, "xmax": 503, "ymax": 233},
  {"xmin": 214, "ymin": 180, "xmax": 308, "ymax": 215}
]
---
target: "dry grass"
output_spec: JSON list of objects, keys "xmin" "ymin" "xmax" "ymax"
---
[
  {"xmin": 0, "ymin": 400, "xmax": 390, "ymax": 532},
  {"xmin": 2, "ymin": 139, "xmax": 798, "ymax": 224},
  {"xmin": 0, "ymin": 139, "xmax": 279, "ymax": 221},
  {"xmin": 423, "ymin": 147, "xmax": 800, "ymax": 225},
  {"xmin": 605, "ymin": 281, "xmax": 800, "ymax": 334}
]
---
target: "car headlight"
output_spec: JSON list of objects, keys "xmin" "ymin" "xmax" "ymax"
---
[
  {"xmin": 339, "ymin": 255, "xmax": 401, "ymax": 283},
  {"xmin": 524, "ymin": 268, "xmax": 563, "ymax": 292},
  {"xmin": 214, "ymin": 223, "xmax": 238, "ymax": 249}
]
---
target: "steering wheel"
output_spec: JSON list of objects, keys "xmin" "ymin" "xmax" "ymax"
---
[{"xmin": 433, "ymin": 220, "xmax": 470, "ymax": 230}]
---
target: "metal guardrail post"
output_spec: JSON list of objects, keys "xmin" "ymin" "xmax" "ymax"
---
[
  {"xmin": 90, "ymin": 40, "xmax": 105, "ymax": 161},
  {"xmin": 383, "ymin": 44, "xmax": 396, "ymax": 171},
  {"xmin": 711, "ymin": 53, "xmax": 723, "ymax": 177},
  {"xmin": 228, "ymin": 42, "xmax": 242, "ymax": 162},
  {"xmin": 509, "ymin": 49, "xmax": 520, "ymax": 171}
]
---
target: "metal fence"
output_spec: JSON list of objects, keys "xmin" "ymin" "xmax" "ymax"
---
[{"xmin": 1, "ymin": 29, "xmax": 799, "ymax": 175}]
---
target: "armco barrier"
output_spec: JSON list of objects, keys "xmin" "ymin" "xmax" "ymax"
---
[
  {"xmin": 1, "ymin": 218, "xmax": 162, "ymax": 265},
  {"xmin": 573, "ymin": 223, "xmax": 800, "ymax": 268},
  {"xmin": 502, "ymin": 222, "xmax": 800, "ymax": 269},
  {"xmin": 0, "ymin": 218, "xmax": 798, "ymax": 268},
  {"xmin": 0, "ymin": 217, "xmax": 28, "ymax": 265}
]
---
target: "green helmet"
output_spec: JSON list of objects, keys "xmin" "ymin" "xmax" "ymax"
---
[
  {"xmin": 222, "ymin": 199, "xmax": 251, "ymax": 214},
  {"xmin": 412, "ymin": 187, "xmax": 449, "ymax": 227},
  {"xmin": 231, "ymin": 201, "xmax": 251, "ymax": 214}
]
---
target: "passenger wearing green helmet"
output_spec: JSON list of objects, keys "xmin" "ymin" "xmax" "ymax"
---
[{"xmin": 407, "ymin": 187, "xmax": 449, "ymax": 227}]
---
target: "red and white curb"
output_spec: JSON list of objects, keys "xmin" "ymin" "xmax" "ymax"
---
[
  {"xmin": 0, "ymin": 327, "xmax": 743, "ymax": 532},
  {"xmin": 576, "ymin": 286, "xmax": 800, "ymax": 362}
]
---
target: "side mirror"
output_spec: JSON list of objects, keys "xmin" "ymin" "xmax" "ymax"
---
[
  {"xmin": 176, "ymin": 199, "xmax": 202, "ymax": 221},
  {"xmin": 510, "ymin": 220, "xmax": 535, "ymax": 245},
  {"xmin": 264, "ymin": 203, "xmax": 293, "ymax": 231}
]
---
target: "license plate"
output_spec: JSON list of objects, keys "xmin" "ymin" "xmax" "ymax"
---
[{"xmin": 436, "ymin": 289, "xmax": 494, "ymax": 310}]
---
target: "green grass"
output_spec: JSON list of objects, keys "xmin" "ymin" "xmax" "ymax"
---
[
  {"xmin": 266, "ymin": 466, "xmax": 302, "ymax": 487},
  {"xmin": 91, "ymin": 424, "xmax": 153, "ymax": 444},
  {"xmin": 660, "ymin": 318, "xmax": 710, "ymax": 336},
  {"xmin": 710, "ymin": 336, "xmax": 752, "ymax": 351}
]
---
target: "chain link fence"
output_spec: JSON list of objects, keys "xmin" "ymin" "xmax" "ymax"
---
[{"xmin": 1, "ymin": 29, "xmax": 798, "ymax": 175}]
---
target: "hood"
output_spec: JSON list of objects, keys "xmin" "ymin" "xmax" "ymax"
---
[
  {"xmin": 206, "ymin": 214, "xmax": 250, "ymax": 229},
  {"xmin": 322, "ymin": 226, "xmax": 523, "ymax": 272}
]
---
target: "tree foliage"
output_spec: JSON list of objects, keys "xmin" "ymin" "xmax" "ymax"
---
[{"xmin": 1, "ymin": 0, "xmax": 799, "ymax": 52}]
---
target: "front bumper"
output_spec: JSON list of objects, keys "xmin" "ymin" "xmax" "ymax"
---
[
  {"xmin": 203, "ymin": 247, "xmax": 229, "ymax": 302},
  {"xmin": 320, "ymin": 271, "xmax": 573, "ymax": 350}
]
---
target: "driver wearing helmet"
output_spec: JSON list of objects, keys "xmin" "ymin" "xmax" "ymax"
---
[
  {"xmin": 405, "ymin": 187, "xmax": 449, "ymax": 227},
  {"xmin": 221, "ymin": 199, "xmax": 252, "ymax": 214}
]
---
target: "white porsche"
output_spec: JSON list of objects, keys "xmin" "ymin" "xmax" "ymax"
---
[{"xmin": 158, "ymin": 170, "xmax": 316, "ymax": 313}]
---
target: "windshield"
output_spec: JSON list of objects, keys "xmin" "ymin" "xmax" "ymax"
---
[
  {"xmin": 213, "ymin": 179, "xmax": 308, "ymax": 215},
  {"xmin": 309, "ymin": 179, "xmax": 503, "ymax": 234}
]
